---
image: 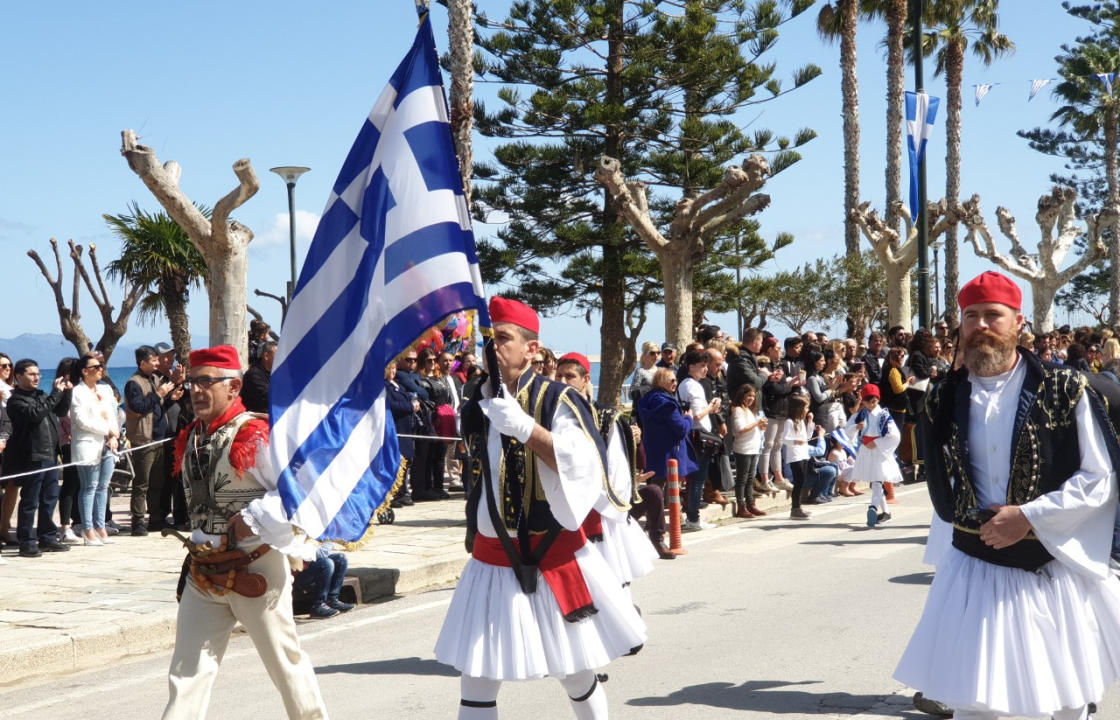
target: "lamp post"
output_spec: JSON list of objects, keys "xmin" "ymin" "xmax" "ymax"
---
[
  {"xmin": 910, "ymin": 0, "xmax": 930, "ymax": 330},
  {"xmin": 930, "ymin": 238, "xmax": 943, "ymax": 321},
  {"xmin": 269, "ymin": 166, "xmax": 311, "ymax": 311}
]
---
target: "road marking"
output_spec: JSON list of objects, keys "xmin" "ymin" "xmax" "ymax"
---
[{"xmin": 3, "ymin": 597, "xmax": 452, "ymax": 716}]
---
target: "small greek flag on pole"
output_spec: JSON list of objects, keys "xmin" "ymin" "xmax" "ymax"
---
[
  {"xmin": 268, "ymin": 12, "xmax": 489, "ymax": 543},
  {"xmin": 1029, "ymin": 78, "xmax": 1054, "ymax": 101},
  {"xmin": 973, "ymin": 83, "xmax": 997, "ymax": 107},
  {"xmin": 905, "ymin": 91, "xmax": 940, "ymax": 223},
  {"xmin": 1097, "ymin": 72, "xmax": 1116, "ymax": 96}
]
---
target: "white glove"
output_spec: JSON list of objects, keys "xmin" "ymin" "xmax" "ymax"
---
[{"xmin": 479, "ymin": 395, "xmax": 535, "ymax": 443}]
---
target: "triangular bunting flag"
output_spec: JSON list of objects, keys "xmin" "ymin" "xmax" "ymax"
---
[
  {"xmin": 1097, "ymin": 72, "xmax": 1116, "ymax": 95},
  {"xmin": 1029, "ymin": 78, "xmax": 1054, "ymax": 101},
  {"xmin": 974, "ymin": 83, "xmax": 997, "ymax": 107}
]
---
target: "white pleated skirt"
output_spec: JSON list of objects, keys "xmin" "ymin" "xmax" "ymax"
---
[
  {"xmin": 895, "ymin": 546, "xmax": 1120, "ymax": 716},
  {"xmin": 921, "ymin": 514, "xmax": 953, "ymax": 568},
  {"xmin": 435, "ymin": 543, "xmax": 648, "ymax": 681},
  {"xmin": 850, "ymin": 447, "xmax": 902, "ymax": 485},
  {"xmin": 593, "ymin": 517, "xmax": 656, "ymax": 586}
]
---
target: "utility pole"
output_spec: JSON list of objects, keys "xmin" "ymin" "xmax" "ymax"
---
[{"xmin": 911, "ymin": 0, "xmax": 930, "ymax": 330}]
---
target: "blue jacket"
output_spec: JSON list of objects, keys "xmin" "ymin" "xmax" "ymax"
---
[
  {"xmin": 636, "ymin": 389, "xmax": 697, "ymax": 479},
  {"xmin": 385, "ymin": 381, "xmax": 417, "ymax": 460}
]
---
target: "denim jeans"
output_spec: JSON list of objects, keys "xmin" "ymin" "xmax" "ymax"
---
[
  {"xmin": 292, "ymin": 553, "xmax": 349, "ymax": 605},
  {"xmin": 77, "ymin": 451, "xmax": 116, "ymax": 531},
  {"xmin": 16, "ymin": 460, "xmax": 60, "ymax": 549},
  {"xmin": 686, "ymin": 456, "xmax": 710, "ymax": 523},
  {"xmin": 811, "ymin": 464, "xmax": 838, "ymax": 501}
]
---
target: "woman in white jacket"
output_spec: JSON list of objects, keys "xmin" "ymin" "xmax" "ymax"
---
[{"xmin": 69, "ymin": 354, "xmax": 119, "ymax": 546}]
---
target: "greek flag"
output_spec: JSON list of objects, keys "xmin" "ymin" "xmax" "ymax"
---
[
  {"xmin": 269, "ymin": 13, "xmax": 489, "ymax": 543},
  {"xmin": 1097, "ymin": 72, "xmax": 1116, "ymax": 95},
  {"xmin": 1029, "ymin": 78, "xmax": 1054, "ymax": 101},
  {"xmin": 905, "ymin": 91, "xmax": 940, "ymax": 222},
  {"xmin": 973, "ymin": 83, "xmax": 997, "ymax": 107}
]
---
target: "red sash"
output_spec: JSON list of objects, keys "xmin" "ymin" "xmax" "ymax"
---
[
  {"xmin": 471, "ymin": 529, "xmax": 596, "ymax": 621},
  {"xmin": 581, "ymin": 510, "xmax": 604, "ymax": 542}
]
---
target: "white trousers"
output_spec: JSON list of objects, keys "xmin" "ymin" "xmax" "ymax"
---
[
  {"xmin": 162, "ymin": 547, "xmax": 329, "ymax": 720},
  {"xmin": 870, "ymin": 481, "xmax": 887, "ymax": 514}
]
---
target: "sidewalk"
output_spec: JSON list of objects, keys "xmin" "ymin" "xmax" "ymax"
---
[{"xmin": 0, "ymin": 477, "xmax": 889, "ymax": 687}]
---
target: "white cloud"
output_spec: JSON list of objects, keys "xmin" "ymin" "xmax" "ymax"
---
[{"xmin": 252, "ymin": 210, "xmax": 320, "ymax": 251}]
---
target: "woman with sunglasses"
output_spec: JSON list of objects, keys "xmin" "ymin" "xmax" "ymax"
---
[
  {"xmin": 69, "ymin": 353, "xmax": 119, "ymax": 545},
  {"xmin": 629, "ymin": 341, "xmax": 661, "ymax": 403}
]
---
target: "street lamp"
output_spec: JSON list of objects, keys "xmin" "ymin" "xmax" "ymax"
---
[
  {"xmin": 930, "ymin": 237, "xmax": 943, "ymax": 322},
  {"xmin": 269, "ymin": 165, "xmax": 311, "ymax": 309}
]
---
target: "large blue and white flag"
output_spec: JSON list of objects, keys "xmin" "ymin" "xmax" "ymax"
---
[
  {"xmin": 905, "ymin": 90, "xmax": 940, "ymax": 222},
  {"xmin": 269, "ymin": 13, "xmax": 489, "ymax": 543}
]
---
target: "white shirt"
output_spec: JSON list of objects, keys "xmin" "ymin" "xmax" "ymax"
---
[
  {"xmin": 968, "ymin": 356, "xmax": 1118, "ymax": 579},
  {"xmin": 730, "ymin": 406, "xmax": 761, "ymax": 455},
  {"xmin": 69, "ymin": 381, "xmax": 119, "ymax": 464},
  {"xmin": 678, "ymin": 377, "xmax": 711, "ymax": 431},
  {"xmin": 782, "ymin": 418, "xmax": 810, "ymax": 462}
]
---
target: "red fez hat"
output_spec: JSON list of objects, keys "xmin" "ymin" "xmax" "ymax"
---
[
  {"xmin": 958, "ymin": 271, "xmax": 1022, "ymax": 311},
  {"xmin": 189, "ymin": 345, "xmax": 241, "ymax": 370},
  {"xmin": 489, "ymin": 296, "xmax": 540, "ymax": 334},
  {"xmin": 558, "ymin": 352, "xmax": 590, "ymax": 375},
  {"xmin": 861, "ymin": 383, "xmax": 881, "ymax": 400}
]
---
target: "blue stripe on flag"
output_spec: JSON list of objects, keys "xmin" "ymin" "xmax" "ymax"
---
[
  {"xmin": 332, "ymin": 120, "xmax": 382, "ymax": 196},
  {"xmin": 294, "ymin": 199, "xmax": 360, "ymax": 294},
  {"xmin": 382, "ymin": 223, "xmax": 474, "ymax": 281},
  {"xmin": 390, "ymin": 21, "xmax": 444, "ymax": 108}
]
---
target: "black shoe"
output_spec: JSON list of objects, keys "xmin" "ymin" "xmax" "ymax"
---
[
  {"xmin": 877, "ymin": 512, "xmax": 892, "ymax": 524},
  {"xmin": 435, "ymin": 489, "xmax": 451, "ymax": 499},
  {"xmin": 106, "ymin": 519, "xmax": 122, "ymax": 531},
  {"xmin": 327, "ymin": 597, "xmax": 355, "ymax": 612},
  {"xmin": 40, "ymin": 539, "xmax": 71, "ymax": 552},
  {"xmin": 390, "ymin": 497, "xmax": 404, "ymax": 509},
  {"xmin": 131, "ymin": 523, "xmax": 149, "ymax": 537},
  {"xmin": 19, "ymin": 546, "xmax": 42, "ymax": 558},
  {"xmin": 911, "ymin": 692, "xmax": 953, "ymax": 718},
  {"xmin": 309, "ymin": 602, "xmax": 340, "ymax": 619},
  {"xmin": 173, "ymin": 522, "xmax": 192, "ymax": 532},
  {"xmin": 398, "ymin": 493, "xmax": 415, "ymax": 506}
]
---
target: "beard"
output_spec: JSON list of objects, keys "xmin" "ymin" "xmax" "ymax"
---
[{"xmin": 962, "ymin": 327, "xmax": 1019, "ymax": 376}]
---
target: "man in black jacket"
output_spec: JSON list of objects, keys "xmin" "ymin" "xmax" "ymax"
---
[
  {"xmin": 5, "ymin": 359, "xmax": 71, "ymax": 557},
  {"xmin": 240, "ymin": 341, "xmax": 275, "ymax": 414},
  {"xmin": 726, "ymin": 328, "xmax": 769, "ymax": 399},
  {"xmin": 863, "ymin": 332, "xmax": 887, "ymax": 386}
]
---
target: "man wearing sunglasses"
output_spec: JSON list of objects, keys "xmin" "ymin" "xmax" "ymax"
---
[
  {"xmin": 124, "ymin": 346, "xmax": 177, "ymax": 536},
  {"xmin": 163, "ymin": 345, "xmax": 327, "ymax": 719}
]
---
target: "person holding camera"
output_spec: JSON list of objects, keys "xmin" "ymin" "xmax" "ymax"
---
[{"xmin": 5, "ymin": 359, "xmax": 71, "ymax": 557}]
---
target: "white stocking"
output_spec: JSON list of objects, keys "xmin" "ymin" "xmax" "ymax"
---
[
  {"xmin": 559, "ymin": 670, "xmax": 608, "ymax": 720},
  {"xmin": 459, "ymin": 675, "xmax": 501, "ymax": 720},
  {"xmin": 870, "ymin": 481, "xmax": 886, "ymax": 514}
]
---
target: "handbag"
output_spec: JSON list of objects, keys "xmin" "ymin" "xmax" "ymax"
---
[{"xmin": 689, "ymin": 427, "xmax": 725, "ymax": 458}]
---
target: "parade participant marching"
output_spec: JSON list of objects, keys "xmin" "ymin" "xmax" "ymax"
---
[
  {"xmin": 843, "ymin": 384, "xmax": 902, "ymax": 528},
  {"xmin": 554, "ymin": 352, "xmax": 657, "ymax": 597},
  {"xmin": 895, "ymin": 272, "xmax": 1120, "ymax": 720},
  {"xmin": 163, "ymin": 345, "xmax": 328, "ymax": 720},
  {"xmin": 435, "ymin": 297, "xmax": 646, "ymax": 720}
]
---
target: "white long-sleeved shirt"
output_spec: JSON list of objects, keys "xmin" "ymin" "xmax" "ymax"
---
[
  {"xmin": 782, "ymin": 418, "xmax": 810, "ymax": 462},
  {"xmin": 969, "ymin": 356, "xmax": 1117, "ymax": 580},
  {"xmin": 69, "ymin": 381, "xmax": 119, "ymax": 464}
]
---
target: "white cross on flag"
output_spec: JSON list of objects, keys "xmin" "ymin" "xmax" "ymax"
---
[{"xmin": 905, "ymin": 91, "xmax": 940, "ymax": 223}]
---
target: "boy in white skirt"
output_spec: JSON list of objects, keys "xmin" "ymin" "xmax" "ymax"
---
[{"xmin": 844, "ymin": 384, "xmax": 902, "ymax": 528}]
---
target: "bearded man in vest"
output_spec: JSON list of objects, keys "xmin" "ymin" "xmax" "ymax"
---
[
  {"xmin": 434, "ymin": 297, "xmax": 646, "ymax": 719},
  {"xmin": 162, "ymin": 345, "xmax": 328, "ymax": 720},
  {"xmin": 895, "ymin": 272, "xmax": 1120, "ymax": 720}
]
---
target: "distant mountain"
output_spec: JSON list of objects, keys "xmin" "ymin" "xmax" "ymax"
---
[{"xmin": 0, "ymin": 332, "xmax": 207, "ymax": 370}]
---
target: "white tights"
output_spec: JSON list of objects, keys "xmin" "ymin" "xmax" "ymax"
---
[
  {"xmin": 954, "ymin": 706, "xmax": 1089, "ymax": 720},
  {"xmin": 458, "ymin": 671, "xmax": 608, "ymax": 719}
]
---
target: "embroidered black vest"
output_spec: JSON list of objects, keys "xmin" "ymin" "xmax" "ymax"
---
[
  {"xmin": 921, "ymin": 349, "xmax": 1101, "ymax": 571},
  {"xmin": 462, "ymin": 368, "xmax": 608, "ymax": 548}
]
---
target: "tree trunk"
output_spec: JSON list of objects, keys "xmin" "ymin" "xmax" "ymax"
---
[
  {"xmin": 595, "ymin": 0, "xmax": 628, "ymax": 408},
  {"xmin": 1106, "ymin": 109, "xmax": 1119, "ymax": 324},
  {"xmin": 1031, "ymin": 281, "xmax": 1057, "ymax": 333},
  {"xmin": 662, "ymin": 249, "xmax": 696, "ymax": 352},
  {"xmin": 201, "ymin": 242, "xmax": 250, "ymax": 355},
  {"xmin": 884, "ymin": 0, "xmax": 906, "ymax": 238},
  {"xmin": 840, "ymin": 0, "xmax": 861, "ymax": 337},
  {"xmin": 447, "ymin": 0, "xmax": 474, "ymax": 200},
  {"xmin": 943, "ymin": 42, "xmax": 964, "ymax": 327},
  {"xmin": 161, "ymin": 280, "xmax": 193, "ymax": 365},
  {"xmin": 886, "ymin": 265, "xmax": 913, "ymax": 331}
]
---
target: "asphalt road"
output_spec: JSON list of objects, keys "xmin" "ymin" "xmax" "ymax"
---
[{"xmin": 4, "ymin": 486, "xmax": 1117, "ymax": 719}]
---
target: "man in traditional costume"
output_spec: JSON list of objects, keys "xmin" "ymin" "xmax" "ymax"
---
[
  {"xmin": 554, "ymin": 352, "xmax": 657, "ymax": 596},
  {"xmin": 434, "ymin": 298, "xmax": 646, "ymax": 719},
  {"xmin": 895, "ymin": 272, "xmax": 1120, "ymax": 720},
  {"xmin": 163, "ymin": 345, "xmax": 328, "ymax": 720}
]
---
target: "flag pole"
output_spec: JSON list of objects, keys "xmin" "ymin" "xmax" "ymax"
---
[{"xmin": 911, "ymin": 0, "xmax": 931, "ymax": 329}]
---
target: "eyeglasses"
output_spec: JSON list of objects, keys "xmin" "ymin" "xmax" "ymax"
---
[
  {"xmin": 531, "ymin": 360, "xmax": 544, "ymax": 366},
  {"xmin": 0, "ymin": 363, "xmax": 10, "ymax": 369},
  {"xmin": 85, "ymin": 364, "xmax": 102, "ymax": 371},
  {"xmin": 424, "ymin": 358, "xmax": 437, "ymax": 364},
  {"xmin": 402, "ymin": 358, "xmax": 417, "ymax": 364},
  {"xmin": 188, "ymin": 376, "xmax": 234, "ymax": 389}
]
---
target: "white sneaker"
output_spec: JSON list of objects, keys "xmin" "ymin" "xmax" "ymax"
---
[{"xmin": 61, "ymin": 528, "xmax": 81, "ymax": 544}]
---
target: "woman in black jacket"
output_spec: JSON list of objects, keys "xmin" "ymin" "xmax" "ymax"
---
[
  {"xmin": 386, "ymin": 361, "xmax": 420, "ymax": 507},
  {"xmin": 412, "ymin": 348, "xmax": 451, "ymax": 501}
]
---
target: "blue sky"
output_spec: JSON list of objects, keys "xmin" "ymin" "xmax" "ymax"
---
[{"xmin": 0, "ymin": 2, "xmax": 1098, "ymax": 360}]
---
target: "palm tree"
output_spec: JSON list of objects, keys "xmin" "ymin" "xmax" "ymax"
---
[
  {"xmin": 922, "ymin": 0, "xmax": 1014, "ymax": 325},
  {"xmin": 447, "ymin": 0, "xmax": 474, "ymax": 200},
  {"xmin": 105, "ymin": 203, "xmax": 209, "ymax": 363},
  {"xmin": 818, "ymin": 0, "xmax": 863, "ymax": 335},
  {"xmin": 862, "ymin": 0, "xmax": 909, "ymax": 236}
]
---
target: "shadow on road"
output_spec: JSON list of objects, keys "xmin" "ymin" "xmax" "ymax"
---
[
  {"xmin": 801, "ymin": 535, "xmax": 928, "ymax": 548},
  {"xmin": 626, "ymin": 679, "xmax": 920, "ymax": 715},
  {"xmin": 889, "ymin": 571, "xmax": 935, "ymax": 585},
  {"xmin": 316, "ymin": 656, "xmax": 459, "ymax": 677},
  {"xmin": 754, "ymin": 523, "xmax": 928, "ymax": 532}
]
